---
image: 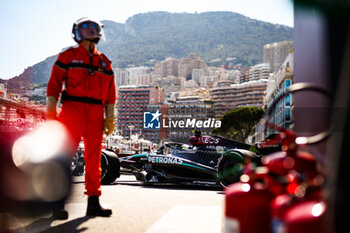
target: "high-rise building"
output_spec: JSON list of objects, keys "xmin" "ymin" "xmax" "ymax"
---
[
  {"xmin": 166, "ymin": 96, "xmax": 215, "ymax": 141},
  {"xmin": 154, "ymin": 76, "xmax": 186, "ymax": 93},
  {"xmin": 226, "ymin": 70, "xmax": 241, "ymax": 84},
  {"xmin": 117, "ymin": 85, "xmax": 166, "ymax": 143},
  {"xmin": 264, "ymin": 51, "xmax": 294, "ymax": 134},
  {"xmin": 178, "ymin": 53, "xmax": 208, "ymax": 79},
  {"xmin": 209, "ymin": 79, "xmax": 268, "ymax": 118},
  {"xmin": 114, "ymin": 68, "xmax": 129, "ymax": 87},
  {"xmin": 154, "ymin": 57, "xmax": 180, "ymax": 78},
  {"xmin": 191, "ymin": 69, "xmax": 205, "ymax": 85},
  {"xmin": 249, "ymin": 63, "xmax": 271, "ymax": 81},
  {"xmin": 136, "ymin": 74, "xmax": 154, "ymax": 86},
  {"xmin": 184, "ymin": 80, "xmax": 199, "ymax": 89},
  {"xmin": 200, "ymin": 76, "xmax": 217, "ymax": 87},
  {"xmin": 264, "ymin": 41, "xmax": 293, "ymax": 73},
  {"xmin": 127, "ymin": 67, "xmax": 152, "ymax": 85},
  {"xmin": 239, "ymin": 67, "xmax": 250, "ymax": 84}
]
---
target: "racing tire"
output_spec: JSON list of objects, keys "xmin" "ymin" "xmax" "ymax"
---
[
  {"xmin": 101, "ymin": 151, "xmax": 120, "ymax": 184},
  {"xmin": 218, "ymin": 156, "xmax": 244, "ymax": 188}
]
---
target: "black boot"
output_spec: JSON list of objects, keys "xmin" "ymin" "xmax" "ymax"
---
[
  {"xmin": 86, "ymin": 196, "xmax": 112, "ymax": 217},
  {"xmin": 52, "ymin": 208, "xmax": 68, "ymax": 220}
]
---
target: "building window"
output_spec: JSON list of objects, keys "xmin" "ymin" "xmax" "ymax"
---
[
  {"xmin": 285, "ymin": 94, "xmax": 291, "ymax": 106},
  {"xmin": 284, "ymin": 109, "xmax": 291, "ymax": 122}
]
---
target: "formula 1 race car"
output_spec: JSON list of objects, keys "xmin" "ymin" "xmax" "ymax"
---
[{"xmin": 98, "ymin": 132, "xmax": 281, "ymax": 188}]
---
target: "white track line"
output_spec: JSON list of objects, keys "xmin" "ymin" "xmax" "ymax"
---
[{"xmin": 146, "ymin": 205, "xmax": 222, "ymax": 233}]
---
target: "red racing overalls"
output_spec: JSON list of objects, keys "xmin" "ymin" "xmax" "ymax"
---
[{"xmin": 47, "ymin": 44, "xmax": 116, "ymax": 196}]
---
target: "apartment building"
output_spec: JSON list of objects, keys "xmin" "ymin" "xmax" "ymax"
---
[
  {"xmin": 264, "ymin": 41, "xmax": 293, "ymax": 73},
  {"xmin": 166, "ymin": 96, "xmax": 215, "ymax": 141},
  {"xmin": 154, "ymin": 75, "xmax": 186, "ymax": 93},
  {"xmin": 178, "ymin": 53, "xmax": 208, "ymax": 79},
  {"xmin": 249, "ymin": 63, "xmax": 272, "ymax": 81},
  {"xmin": 191, "ymin": 69, "xmax": 205, "ymax": 85},
  {"xmin": 264, "ymin": 51, "xmax": 294, "ymax": 134},
  {"xmin": 239, "ymin": 67, "xmax": 250, "ymax": 84},
  {"xmin": 117, "ymin": 85, "xmax": 166, "ymax": 143},
  {"xmin": 154, "ymin": 57, "xmax": 180, "ymax": 78},
  {"xmin": 209, "ymin": 79, "xmax": 268, "ymax": 118},
  {"xmin": 114, "ymin": 68, "xmax": 129, "ymax": 87},
  {"xmin": 135, "ymin": 74, "xmax": 154, "ymax": 86},
  {"xmin": 127, "ymin": 67, "xmax": 152, "ymax": 85}
]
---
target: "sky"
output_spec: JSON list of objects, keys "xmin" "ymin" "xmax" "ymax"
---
[{"xmin": 0, "ymin": 0, "xmax": 294, "ymax": 80}]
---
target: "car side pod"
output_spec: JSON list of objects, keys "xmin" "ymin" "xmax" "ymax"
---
[{"xmin": 225, "ymin": 182, "xmax": 274, "ymax": 233}]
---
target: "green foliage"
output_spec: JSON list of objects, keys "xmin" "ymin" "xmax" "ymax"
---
[
  {"xmin": 213, "ymin": 106, "xmax": 264, "ymax": 142},
  {"xmin": 101, "ymin": 11, "xmax": 293, "ymax": 69}
]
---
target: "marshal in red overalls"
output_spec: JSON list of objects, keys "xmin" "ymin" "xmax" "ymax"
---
[
  {"xmin": 46, "ymin": 17, "xmax": 116, "ymax": 218},
  {"xmin": 47, "ymin": 44, "xmax": 116, "ymax": 196}
]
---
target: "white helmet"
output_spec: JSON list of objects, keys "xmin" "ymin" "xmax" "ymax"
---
[{"xmin": 72, "ymin": 17, "xmax": 104, "ymax": 43}]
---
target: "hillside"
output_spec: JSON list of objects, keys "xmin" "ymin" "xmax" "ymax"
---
[
  {"xmin": 101, "ymin": 11, "xmax": 292, "ymax": 67},
  {"xmin": 2, "ymin": 11, "xmax": 293, "ymax": 87}
]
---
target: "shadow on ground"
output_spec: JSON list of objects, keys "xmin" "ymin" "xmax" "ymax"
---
[
  {"xmin": 112, "ymin": 179, "xmax": 224, "ymax": 194},
  {"xmin": 7, "ymin": 216, "xmax": 94, "ymax": 233}
]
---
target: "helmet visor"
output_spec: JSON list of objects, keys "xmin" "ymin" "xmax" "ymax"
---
[{"xmin": 78, "ymin": 21, "xmax": 103, "ymax": 42}]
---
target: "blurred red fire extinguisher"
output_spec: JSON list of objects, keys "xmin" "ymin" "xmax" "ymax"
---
[{"xmin": 224, "ymin": 83, "xmax": 332, "ymax": 233}]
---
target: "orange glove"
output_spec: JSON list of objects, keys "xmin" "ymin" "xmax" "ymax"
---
[
  {"xmin": 103, "ymin": 118, "xmax": 114, "ymax": 136},
  {"xmin": 46, "ymin": 110, "xmax": 57, "ymax": 120}
]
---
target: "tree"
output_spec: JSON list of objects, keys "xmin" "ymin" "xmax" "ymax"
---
[{"xmin": 212, "ymin": 106, "xmax": 264, "ymax": 142}]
